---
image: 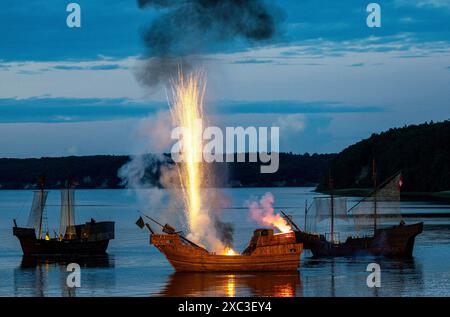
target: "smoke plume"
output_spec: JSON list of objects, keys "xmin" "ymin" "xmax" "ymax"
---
[
  {"xmin": 247, "ymin": 192, "xmax": 292, "ymax": 233},
  {"xmin": 214, "ymin": 218, "xmax": 234, "ymax": 247},
  {"xmin": 136, "ymin": 0, "xmax": 283, "ymax": 87}
]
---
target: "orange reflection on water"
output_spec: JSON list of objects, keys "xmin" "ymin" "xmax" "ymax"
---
[
  {"xmin": 274, "ymin": 283, "xmax": 295, "ymax": 297},
  {"xmin": 225, "ymin": 274, "xmax": 236, "ymax": 297},
  {"xmin": 158, "ymin": 272, "xmax": 302, "ymax": 297}
]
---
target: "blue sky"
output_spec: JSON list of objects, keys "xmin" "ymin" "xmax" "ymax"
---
[{"xmin": 0, "ymin": 0, "xmax": 449, "ymax": 157}]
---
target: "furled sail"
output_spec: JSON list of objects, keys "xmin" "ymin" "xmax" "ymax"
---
[
  {"xmin": 60, "ymin": 188, "xmax": 75, "ymax": 237},
  {"xmin": 349, "ymin": 173, "xmax": 402, "ymax": 229},
  {"xmin": 27, "ymin": 190, "xmax": 49, "ymax": 231}
]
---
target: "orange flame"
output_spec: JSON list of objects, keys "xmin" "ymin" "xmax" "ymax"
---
[
  {"xmin": 248, "ymin": 192, "xmax": 292, "ymax": 233},
  {"xmin": 261, "ymin": 213, "xmax": 292, "ymax": 233},
  {"xmin": 223, "ymin": 246, "xmax": 238, "ymax": 256}
]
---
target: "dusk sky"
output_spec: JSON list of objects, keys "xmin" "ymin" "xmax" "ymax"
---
[{"xmin": 0, "ymin": 0, "xmax": 449, "ymax": 158}]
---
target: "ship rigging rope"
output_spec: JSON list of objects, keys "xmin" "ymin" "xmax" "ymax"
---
[
  {"xmin": 346, "ymin": 170, "xmax": 402, "ymax": 215},
  {"xmin": 13, "ymin": 200, "xmax": 27, "ymax": 223}
]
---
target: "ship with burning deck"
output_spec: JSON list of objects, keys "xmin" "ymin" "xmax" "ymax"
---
[{"xmin": 140, "ymin": 217, "xmax": 302, "ymax": 272}]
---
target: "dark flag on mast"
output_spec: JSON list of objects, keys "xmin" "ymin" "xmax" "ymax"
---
[{"xmin": 135, "ymin": 216, "xmax": 145, "ymax": 229}]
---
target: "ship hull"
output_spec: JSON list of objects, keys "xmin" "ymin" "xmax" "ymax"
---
[
  {"xmin": 151, "ymin": 230, "xmax": 303, "ymax": 272},
  {"xmin": 159, "ymin": 250, "xmax": 301, "ymax": 272},
  {"xmin": 13, "ymin": 221, "xmax": 114, "ymax": 256},
  {"xmin": 16, "ymin": 237, "xmax": 110, "ymax": 256},
  {"xmin": 296, "ymin": 222, "xmax": 423, "ymax": 258}
]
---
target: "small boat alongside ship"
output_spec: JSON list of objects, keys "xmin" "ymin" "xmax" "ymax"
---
[
  {"xmin": 13, "ymin": 180, "xmax": 115, "ymax": 256},
  {"xmin": 284, "ymin": 164, "xmax": 423, "ymax": 258},
  {"xmin": 139, "ymin": 217, "xmax": 303, "ymax": 272}
]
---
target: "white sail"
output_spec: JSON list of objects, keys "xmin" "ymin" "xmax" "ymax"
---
[
  {"xmin": 27, "ymin": 190, "xmax": 48, "ymax": 231},
  {"xmin": 60, "ymin": 188, "xmax": 75, "ymax": 236},
  {"xmin": 305, "ymin": 196, "xmax": 348, "ymax": 232},
  {"xmin": 350, "ymin": 173, "xmax": 402, "ymax": 229},
  {"xmin": 313, "ymin": 197, "xmax": 348, "ymax": 223}
]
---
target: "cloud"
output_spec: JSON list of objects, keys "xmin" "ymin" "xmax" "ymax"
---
[
  {"xmin": 0, "ymin": 57, "xmax": 146, "ymax": 100},
  {"xmin": 214, "ymin": 100, "xmax": 384, "ymax": 115},
  {"xmin": 0, "ymin": 97, "xmax": 385, "ymax": 123},
  {"xmin": 276, "ymin": 114, "xmax": 306, "ymax": 132},
  {"xmin": 274, "ymin": 34, "xmax": 450, "ymax": 59},
  {"xmin": 52, "ymin": 64, "xmax": 125, "ymax": 71},
  {"xmin": 273, "ymin": 114, "xmax": 334, "ymax": 154},
  {"xmin": 0, "ymin": 119, "xmax": 141, "ymax": 158},
  {"xmin": 231, "ymin": 59, "xmax": 274, "ymax": 64},
  {"xmin": 1, "ymin": 1, "xmax": 450, "ymax": 62},
  {"xmin": 0, "ymin": 97, "xmax": 166, "ymax": 123},
  {"xmin": 395, "ymin": 0, "xmax": 450, "ymax": 9}
]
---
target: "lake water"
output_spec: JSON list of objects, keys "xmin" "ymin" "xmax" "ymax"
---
[{"xmin": 0, "ymin": 187, "xmax": 449, "ymax": 297}]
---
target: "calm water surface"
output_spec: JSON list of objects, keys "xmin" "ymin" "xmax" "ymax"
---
[{"xmin": 0, "ymin": 187, "xmax": 449, "ymax": 297}]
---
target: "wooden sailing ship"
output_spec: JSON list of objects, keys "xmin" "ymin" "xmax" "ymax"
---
[
  {"xmin": 285, "ymin": 163, "xmax": 423, "ymax": 258},
  {"xmin": 140, "ymin": 216, "xmax": 303, "ymax": 272},
  {"xmin": 13, "ymin": 180, "xmax": 115, "ymax": 256},
  {"xmin": 294, "ymin": 221, "xmax": 423, "ymax": 257}
]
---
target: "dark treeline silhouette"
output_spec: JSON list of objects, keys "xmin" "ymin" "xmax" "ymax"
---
[
  {"xmin": 0, "ymin": 153, "xmax": 335, "ymax": 189},
  {"xmin": 317, "ymin": 120, "xmax": 450, "ymax": 193},
  {"xmin": 0, "ymin": 155, "xmax": 128, "ymax": 189}
]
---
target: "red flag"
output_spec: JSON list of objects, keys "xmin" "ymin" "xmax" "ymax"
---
[{"xmin": 398, "ymin": 176, "xmax": 404, "ymax": 190}]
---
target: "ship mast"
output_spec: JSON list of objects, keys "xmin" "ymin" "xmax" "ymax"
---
[
  {"xmin": 304, "ymin": 199, "xmax": 308, "ymax": 232},
  {"xmin": 67, "ymin": 181, "xmax": 71, "ymax": 232},
  {"xmin": 329, "ymin": 170, "xmax": 334, "ymax": 243},
  {"xmin": 372, "ymin": 159, "xmax": 377, "ymax": 234},
  {"xmin": 61, "ymin": 179, "xmax": 76, "ymax": 239},
  {"xmin": 38, "ymin": 176, "xmax": 45, "ymax": 240}
]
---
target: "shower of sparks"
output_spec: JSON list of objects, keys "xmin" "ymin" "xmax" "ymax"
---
[
  {"xmin": 169, "ymin": 69, "xmax": 237, "ymax": 255},
  {"xmin": 170, "ymin": 70, "xmax": 205, "ymax": 239}
]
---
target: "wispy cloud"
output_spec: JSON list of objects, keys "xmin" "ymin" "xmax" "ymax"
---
[
  {"xmin": 214, "ymin": 100, "xmax": 384, "ymax": 115},
  {"xmin": 1, "ymin": 0, "xmax": 450, "ymax": 62},
  {"xmin": 0, "ymin": 97, "xmax": 165, "ymax": 123},
  {"xmin": 275, "ymin": 35, "xmax": 450, "ymax": 59},
  {"xmin": 53, "ymin": 64, "xmax": 125, "ymax": 71},
  {"xmin": 0, "ymin": 97, "xmax": 385, "ymax": 123},
  {"xmin": 231, "ymin": 59, "xmax": 274, "ymax": 64}
]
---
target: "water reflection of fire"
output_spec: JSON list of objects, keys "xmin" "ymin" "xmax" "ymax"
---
[
  {"xmin": 275, "ymin": 283, "xmax": 295, "ymax": 297},
  {"xmin": 159, "ymin": 272, "xmax": 302, "ymax": 297},
  {"xmin": 226, "ymin": 274, "xmax": 236, "ymax": 297}
]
